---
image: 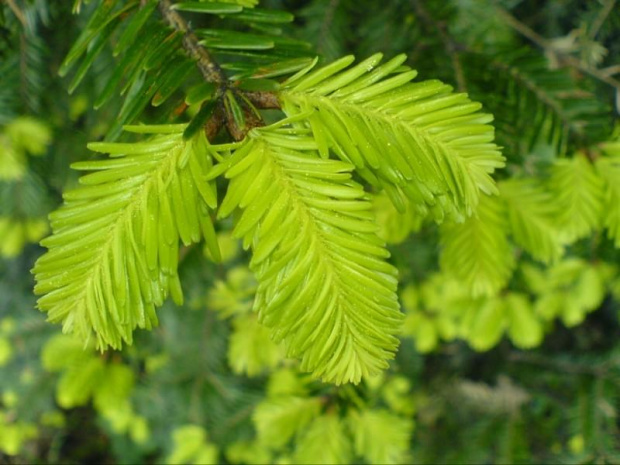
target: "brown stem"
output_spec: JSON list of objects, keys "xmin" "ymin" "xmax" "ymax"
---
[
  {"xmin": 158, "ymin": 0, "xmax": 282, "ymax": 140},
  {"xmin": 205, "ymin": 103, "xmax": 226, "ymax": 141},
  {"xmin": 6, "ymin": 0, "xmax": 27, "ymax": 27},
  {"xmin": 244, "ymin": 91, "xmax": 281, "ymax": 110},
  {"xmin": 158, "ymin": 0, "xmax": 226, "ymax": 85}
]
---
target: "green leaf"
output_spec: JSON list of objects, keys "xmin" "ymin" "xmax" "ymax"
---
[
  {"xmin": 228, "ymin": 314, "xmax": 283, "ymax": 376},
  {"xmin": 94, "ymin": 26, "xmax": 168, "ymax": 109},
  {"xmin": 93, "ymin": 363, "xmax": 135, "ymax": 413},
  {"xmin": 185, "ymin": 82, "xmax": 217, "ymax": 106},
  {"xmin": 280, "ymin": 54, "xmax": 504, "ymax": 219},
  {"xmin": 56, "ymin": 356, "xmax": 106, "ymax": 408},
  {"xmin": 113, "ymin": 0, "xmax": 158, "ymax": 57},
  {"xmin": 373, "ymin": 191, "xmax": 423, "ymax": 244},
  {"xmin": 171, "ymin": 2, "xmax": 243, "ymax": 14},
  {"xmin": 5, "ymin": 116, "xmax": 52, "ymax": 156},
  {"xmin": 0, "ymin": 337, "xmax": 12, "ymax": 367},
  {"xmin": 59, "ymin": 0, "xmax": 131, "ymax": 76},
  {"xmin": 224, "ymin": 90, "xmax": 246, "ymax": 132},
  {"xmin": 218, "ymin": 128, "xmax": 402, "ymax": 384},
  {"xmin": 198, "ymin": 30, "xmax": 275, "ymax": 50},
  {"xmin": 249, "ymin": 58, "xmax": 315, "ymax": 79},
  {"xmin": 441, "ymin": 194, "xmax": 514, "ymax": 297},
  {"xmin": 33, "ymin": 127, "xmax": 218, "ymax": 350},
  {"xmin": 232, "ymin": 8, "xmax": 294, "ymax": 24},
  {"xmin": 166, "ymin": 425, "xmax": 218, "ymax": 465},
  {"xmin": 294, "ymin": 414, "xmax": 352, "ymax": 464},
  {"xmin": 68, "ymin": 19, "xmax": 119, "ymax": 94},
  {"xmin": 207, "ymin": 266, "xmax": 256, "ymax": 318},
  {"xmin": 253, "ymin": 396, "xmax": 322, "ymax": 449},
  {"xmin": 499, "ymin": 179, "xmax": 564, "ymax": 263},
  {"xmin": 348, "ymin": 409, "xmax": 413, "ymax": 464},
  {"xmin": 151, "ymin": 60, "xmax": 196, "ymax": 107},
  {"xmin": 596, "ymin": 152, "xmax": 620, "ymax": 247},
  {"xmin": 505, "ymin": 293, "xmax": 543, "ymax": 349},
  {"xmin": 41, "ymin": 334, "xmax": 92, "ymax": 372},
  {"xmin": 549, "ymin": 153, "xmax": 604, "ymax": 242},
  {"xmin": 466, "ymin": 298, "xmax": 506, "ymax": 351}
]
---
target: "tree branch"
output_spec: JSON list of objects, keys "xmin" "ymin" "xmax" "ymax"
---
[
  {"xmin": 243, "ymin": 91, "xmax": 281, "ymax": 110},
  {"xmin": 158, "ymin": 0, "xmax": 226, "ymax": 85},
  {"xmin": 157, "ymin": 0, "xmax": 281, "ymax": 141}
]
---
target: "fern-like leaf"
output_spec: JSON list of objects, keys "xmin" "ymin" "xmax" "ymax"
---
[
  {"xmin": 348, "ymin": 409, "xmax": 413, "ymax": 464},
  {"xmin": 294, "ymin": 414, "xmax": 352, "ymax": 464},
  {"xmin": 279, "ymin": 54, "xmax": 504, "ymax": 220},
  {"xmin": 465, "ymin": 47, "xmax": 611, "ymax": 157},
  {"xmin": 253, "ymin": 396, "xmax": 322, "ymax": 449},
  {"xmin": 33, "ymin": 125, "xmax": 219, "ymax": 349},
  {"xmin": 549, "ymin": 153, "xmax": 604, "ymax": 242},
  {"xmin": 440, "ymin": 193, "xmax": 515, "ymax": 297},
  {"xmin": 216, "ymin": 126, "xmax": 402, "ymax": 384},
  {"xmin": 499, "ymin": 179, "xmax": 564, "ymax": 263}
]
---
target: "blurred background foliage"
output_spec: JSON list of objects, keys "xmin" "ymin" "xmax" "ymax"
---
[{"xmin": 1, "ymin": 0, "xmax": 620, "ymax": 463}]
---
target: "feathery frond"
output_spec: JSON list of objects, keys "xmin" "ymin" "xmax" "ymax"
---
[
  {"xmin": 440, "ymin": 193, "xmax": 515, "ymax": 297},
  {"xmin": 294, "ymin": 414, "xmax": 352, "ymax": 465},
  {"xmin": 348, "ymin": 409, "xmax": 413, "ymax": 464},
  {"xmin": 465, "ymin": 47, "xmax": 611, "ymax": 157},
  {"xmin": 504, "ymin": 293, "xmax": 543, "ymax": 349},
  {"xmin": 279, "ymin": 54, "xmax": 504, "ymax": 220},
  {"xmin": 499, "ymin": 179, "xmax": 564, "ymax": 263},
  {"xmin": 215, "ymin": 126, "xmax": 402, "ymax": 384},
  {"xmin": 549, "ymin": 153, "xmax": 604, "ymax": 242},
  {"xmin": 33, "ymin": 125, "xmax": 219, "ymax": 350},
  {"xmin": 253, "ymin": 396, "xmax": 322, "ymax": 449}
]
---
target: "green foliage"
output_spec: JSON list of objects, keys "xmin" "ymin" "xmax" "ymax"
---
[
  {"xmin": 465, "ymin": 47, "xmax": 610, "ymax": 157},
  {"xmin": 1, "ymin": 0, "xmax": 620, "ymax": 463},
  {"xmin": 349, "ymin": 409, "xmax": 413, "ymax": 464},
  {"xmin": 253, "ymin": 396, "xmax": 322, "ymax": 448},
  {"xmin": 216, "ymin": 128, "xmax": 402, "ymax": 384},
  {"xmin": 499, "ymin": 178, "xmax": 564, "ymax": 264},
  {"xmin": 550, "ymin": 153, "xmax": 604, "ymax": 242},
  {"xmin": 0, "ymin": 117, "xmax": 51, "ymax": 257},
  {"xmin": 34, "ymin": 126, "xmax": 218, "ymax": 350},
  {"xmin": 440, "ymin": 193, "xmax": 514, "ymax": 297},
  {"xmin": 280, "ymin": 53, "xmax": 504, "ymax": 220},
  {"xmin": 166, "ymin": 425, "xmax": 218, "ymax": 464}
]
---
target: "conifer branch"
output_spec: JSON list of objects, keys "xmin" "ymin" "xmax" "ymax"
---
[
  {"xmin": 158, "ymin": 0, "xmax": 227, "ymax": 85},
  {"xmin": 244, "ymin": 91, "xmax": 281, "ymax": 110},
  {"xmin": 497, "ymin": 7, "xmax": 620, "ymax": 91},
  {"xmin": 158, "ymin": 0, "xmax": 281, "ymax": 140}
]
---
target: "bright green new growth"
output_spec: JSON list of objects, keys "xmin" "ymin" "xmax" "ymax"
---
[
  {"xmin": 280, "ymin": 54, "xmax": 505, "ymax": 220},
  {"xmin": 32, "ymin": 56, "xmax": 504, "ymax": 384},
  {"xmin": 218, "ymin": 128, "xmax": 402, "ymax": 383},
  {"xmin": 32, "ymin": 3, "xmax": 506, "ymax": 384},
  {"xmin": 33, "ymin": 126, "xmax": 219, "ymax": 349},
  {"xmin": 440, "ymin": 193, "xmax": 514, "ymax": 297}
]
